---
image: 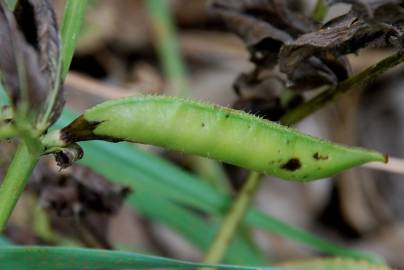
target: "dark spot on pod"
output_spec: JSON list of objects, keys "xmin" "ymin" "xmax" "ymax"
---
[
  {"xmin": 313, "ymin": 152, "xmax": 328, "ymax": 160},
  {"xmin": 201, "ymin": 122, "xmax": 205, "ymax": 127},
  {"xmin": 281, "ymin": 158, "xmax": 301, "ymax": 171},
  {"xmin": 225, "ymin": 114, "xmax": 230, "ymax": 119}
]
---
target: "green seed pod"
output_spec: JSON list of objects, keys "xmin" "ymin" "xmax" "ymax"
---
[{"xmin": 46, "ymin": 96, "xmax": 386, "ymax": 181}]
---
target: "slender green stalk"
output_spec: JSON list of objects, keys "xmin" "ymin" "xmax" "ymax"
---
[
  {"xmin": 281, "ymin": 50, "xmax": 404, "ymax": 125},
  {"xmin": 0, "ymin": 143, "xmax": 39, "ymax": 231},
  {"xmin": 60, "ymin": 0, "xmax": 88, "ymax": 80},
  {"xmin": 202, "ymin": 172, "xmax": 263, "ymax": 264},
  {"xmin": 312, "ymin": 0, "xmax": 328, "ymax": 22},
  {"xmin": 145, "ymin": 0, "xmax": 189, "ymax": 97}
]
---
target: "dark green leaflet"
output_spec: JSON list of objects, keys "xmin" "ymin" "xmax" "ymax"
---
[{"xmin": 46, "ymin": 95, "xmax": 386, "ymax": 182}]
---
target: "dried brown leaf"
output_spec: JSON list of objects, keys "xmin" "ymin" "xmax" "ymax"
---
[
  {"xmin": 29, "ymin": 160, "xmax": 131, "ymax": 219},
  {"xmin": 210, "ymin": 0, "xmax": 352, "ymax": 93},
  {"xmin": 15, "ymin": 0, "xmax": 63, "ymax": 126},
  {"xmin": 28, "ymin": 160, "xmax": 131, "ymax": 248},
  {"xmin": 0, "ymin": 2, "xmax": 48, "ymax": 115},
  {"xmin": 280, "ymin": 3, "xmax": 404, "ymax": 77}
]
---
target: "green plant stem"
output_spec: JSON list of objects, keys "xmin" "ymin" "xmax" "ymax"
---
[
  {"xmin": 0, "ymin": 142, "xmax": 39, "ymax": 231},
  {"xmin": 202, "ymin": 172, "xmax": 262, "ymax": 264},
  {"xmin": 312, "ymin": 0, "xmax": 328, "ymax": 22},
  {"xmin": 145, "ymin": 0, "xmax": 189, "ymax": 97},
  {"xmin": 281, "ymin": 50, "xmax": 404, "ymax": 125}
]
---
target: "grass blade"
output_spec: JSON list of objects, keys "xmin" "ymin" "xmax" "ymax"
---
[
  {"xmin": 60, "ymin": 0, "xmax": 88, "ymax": 80},
  {"xmin": 145, "ymin": 0, "xmax": 189, "ymax": 96},
  {"xmin": 0, "ymin": 246, "xmax": 280, "ymax": 270}
]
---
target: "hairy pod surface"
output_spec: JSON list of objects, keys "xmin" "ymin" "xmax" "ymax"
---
[{"xmin": 58, "ymin": 96, "xmax": 386, "ymax": 181}]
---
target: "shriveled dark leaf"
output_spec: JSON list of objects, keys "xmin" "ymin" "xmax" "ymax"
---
[
  {"xmin": 233, "ymin": 72, "xmax": 286, "ymax": 120},
  {"xmin": 30, "ymin": 163, "xmax": 131, "ymax": 216},
  {"xmin": 272, "ymin": 0, "xmax": 317, "ymax": 33},
  {"xmin": 234, "ymin": 71, "xmax": 286, "ymax": 100},
  {"xmin": 210, "ymin": 0, "xmax": 293, "ymax": 68},
  {"xmin": 233, "ymin": 71, "xmax": 304, "ymax": 120},
  {"xmin": 14, "ymin": 0, "xmax": 63, "ymax": 126},
  {"xmin": 0, "ymin": 0, "xmax": 62, "ymax": 128},
  {"xmin": 28, "ymin": 160, "xmax": 131, "ymax": 248},
  {"xmin": 280, "ymin": 3, "xmax": 404, "ymax": 77},
  {"xmin": 287, "ymin": 55, "xmax": 352, "ymax": 90},
  {"xmin": 210, "ymin": 0, "xmax": 353, "ymax": 119},
  {"xmin": 0, "ymin": 2, "xmax": 47, "ymax": 113}
]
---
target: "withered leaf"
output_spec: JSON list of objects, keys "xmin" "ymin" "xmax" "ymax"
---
[
  {"xmin": 280, "ymin": 3, "xmax": 404, "ymax": 77},
  {"xmin": 28, "ymin": 160, "xmax": 131, "ymax": 248},
  {"xmin": 211, "ymin": 0, "xmax": 352, "ymax": 112},
  {"xmin": 0, "ymin": 2, "xmax": 48, "ymax": 114},
  {"xmin": 31, "ymin": 163, "xmax": 131, "ymax": 217},
  {"xmin": 210, "ymin": 0, "xmax": 293, "ymax": 68},
  {"xmin": 233, "ymin": 71, "xmax": 304, "ymax": 120},
  {"xmin": 21, "ymin": 0, "xmax": 63, "ymax": 125},
  {"xmin": 0, "ymin": 0, "xmax": 63, "ymax": 127}
]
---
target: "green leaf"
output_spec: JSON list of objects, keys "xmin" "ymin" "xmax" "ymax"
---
[
  {"xmin": 0, "ymin": 246, "xmax": 280, "ymax": 270},
  {"xmin": 60, "ymin": 0, "xmax": 88, "ymax": 80},
  {"xmin": 145, "ymin": 0, "xmax": 189, "ymax": 97}
]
